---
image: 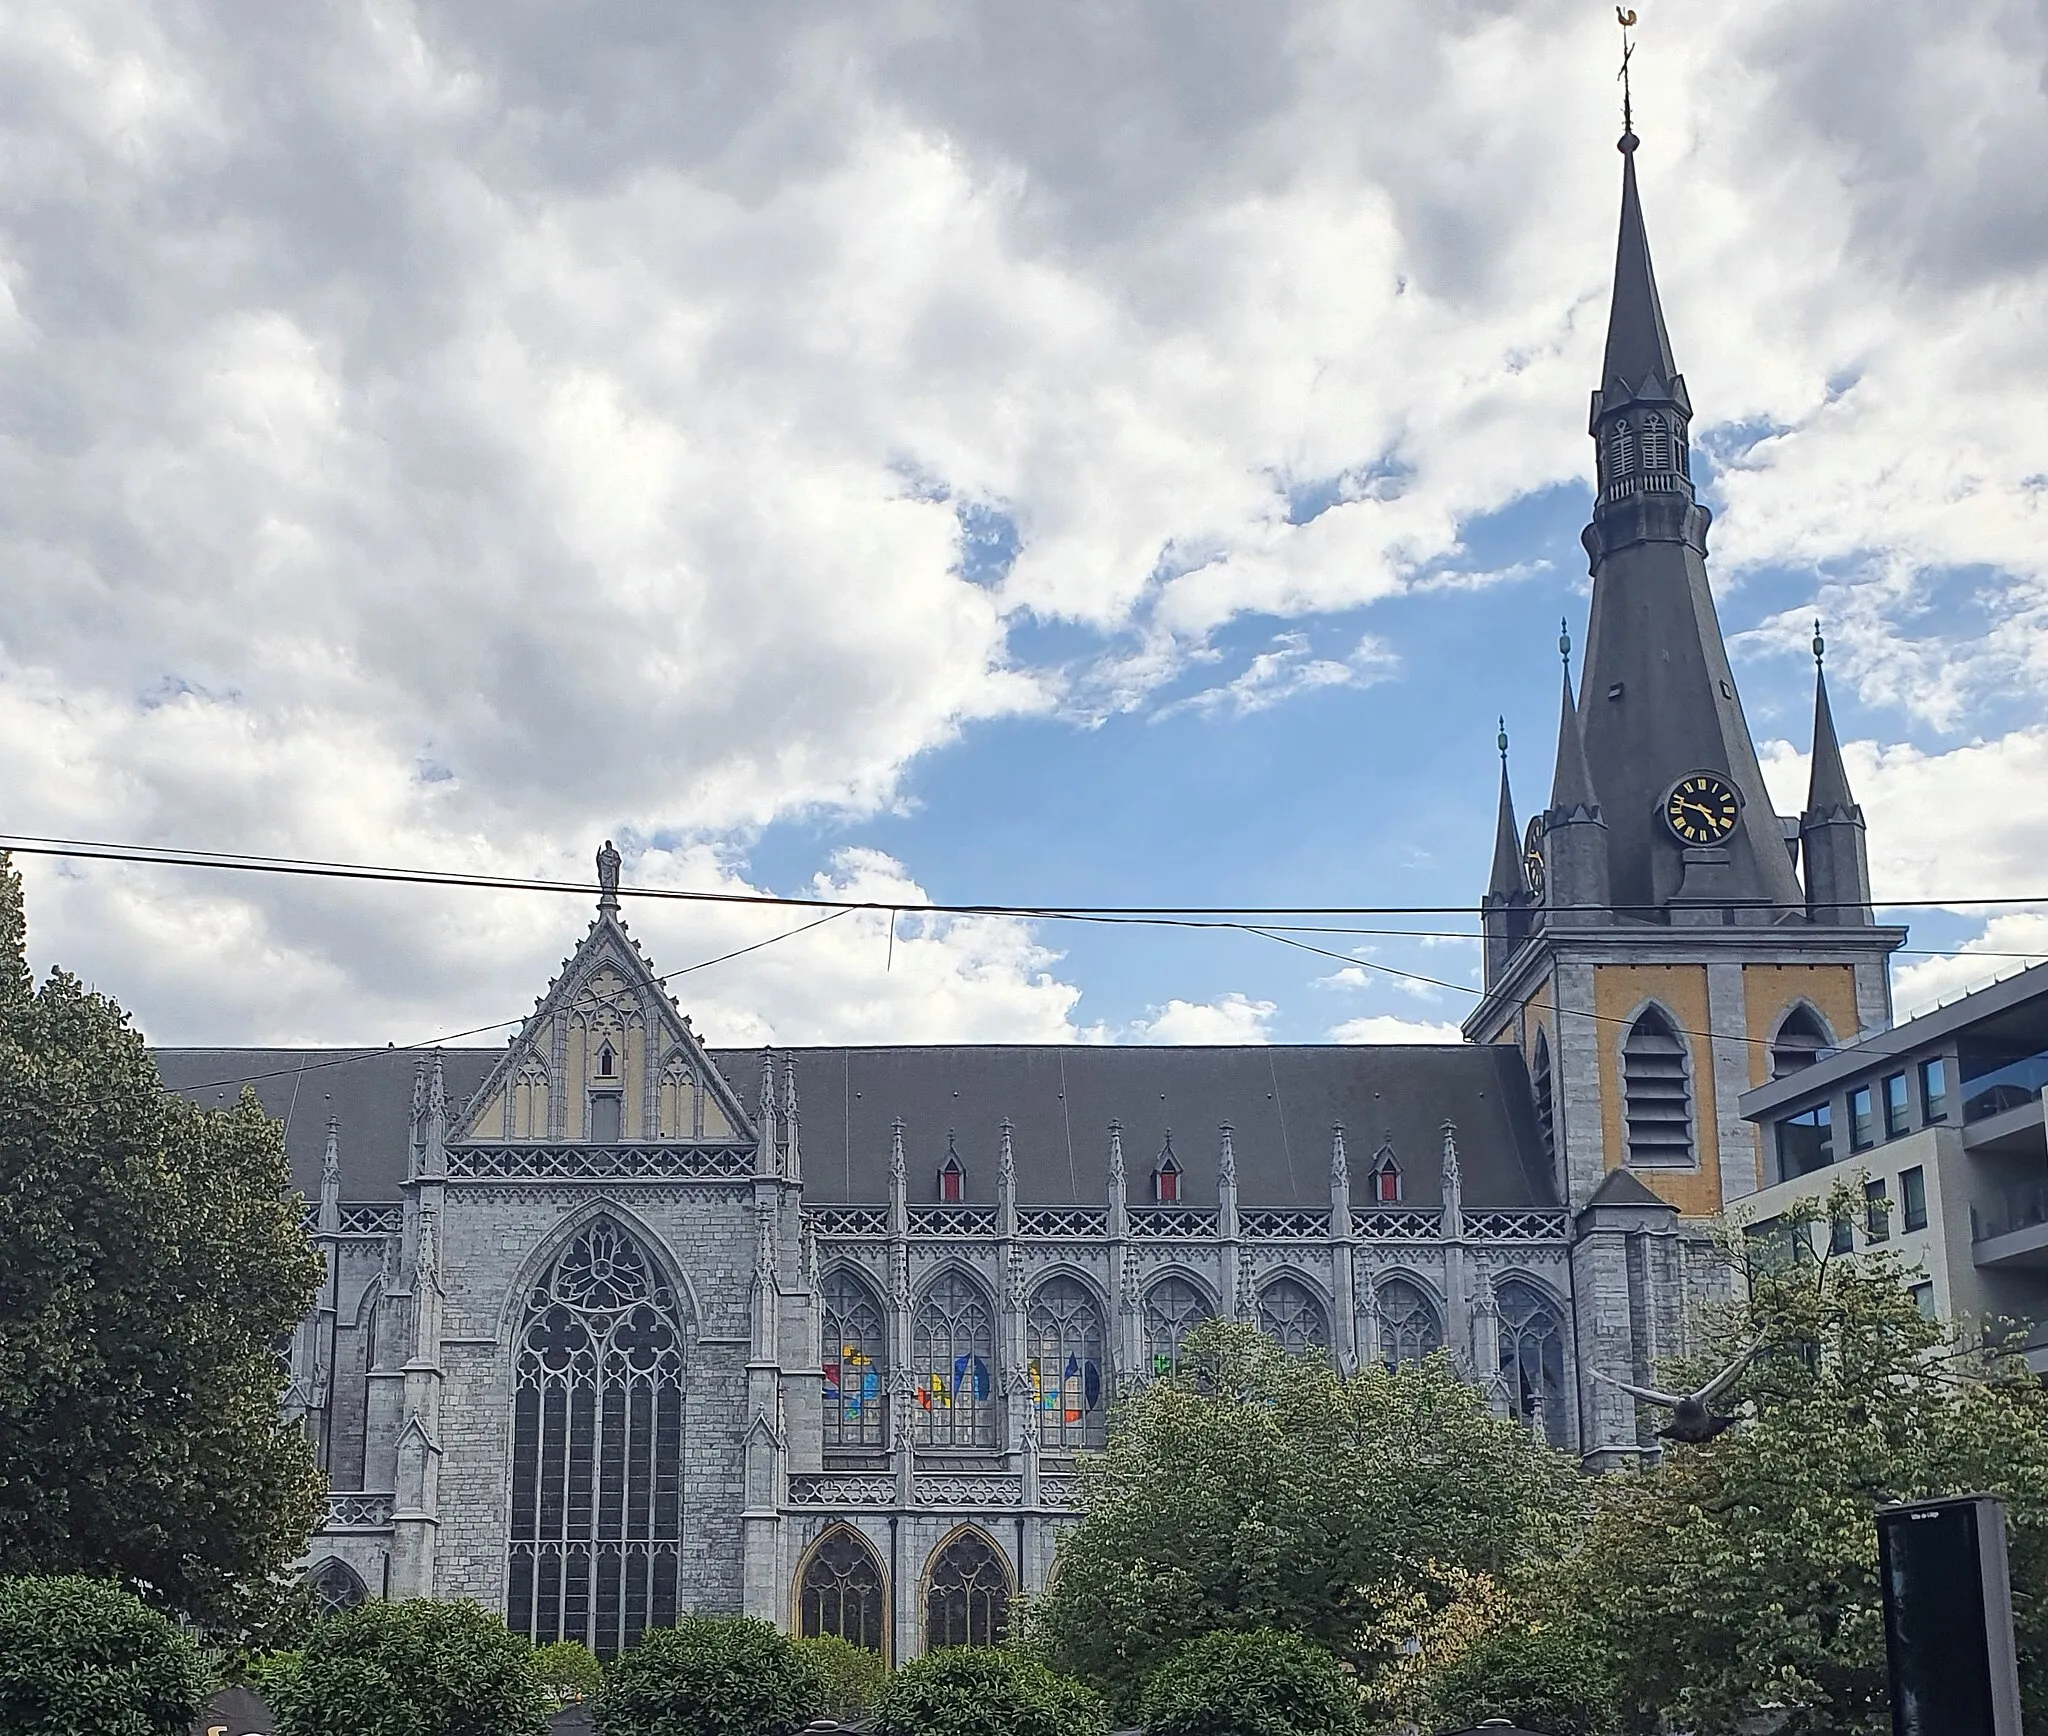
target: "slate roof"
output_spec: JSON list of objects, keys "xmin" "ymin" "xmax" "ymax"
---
[{"xmin": 152, "ymin": 1041, "xmax": 1558, "ymax": 1211}]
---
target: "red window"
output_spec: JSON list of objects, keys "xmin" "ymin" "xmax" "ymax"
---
[
  {"xmin": 1153, "ymin": 1165, "xmax": 1180, "ymax": 1204},
  {"xmin": 939, "ymin": 1159, "xmax": 964, "ymax": 1203},
  {"xmin": 1374, "ymin": 1166, "xmax": 1400, "ymax": 1204}
]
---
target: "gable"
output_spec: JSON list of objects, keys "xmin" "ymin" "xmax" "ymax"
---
[{"xmin": 458, "ymin": 915, "xmax": 754, "ymax": 1145}]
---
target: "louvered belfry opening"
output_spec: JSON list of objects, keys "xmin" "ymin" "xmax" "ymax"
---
[
  {"xmin": 1622, "ymin": 1006, "xmax": 1693, "ymax": 1166},
  {"xmin": 1531, "ymin": 1029, "xmax": 1557, "ymax": 1176}
]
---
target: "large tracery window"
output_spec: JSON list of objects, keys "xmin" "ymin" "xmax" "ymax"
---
[
  {"xmin": 912, "ymin": 1271, "xmax": 997, "ymax": 1447},
  {"xmin": 798, "ymin": 1525, "xmax": 888, "ymax": 1655},
  {"xmin": 1142, "ymin": 1275, "xmax": 1214, "ymax": 1378},
  {"xmin": 1623, "ymin": 1005, "xmax": 1694, "ymax": 1167},
  {"xmin": 508, "ymin": 1219, "xmax": 686, "ymax": 1659},
  {"xmin": 925, "ymin": 1529, "xmax": 1010, "ymax": 1649},
  {"xmin": 821, "ymin": 1270, "xmax": 888, "ymax": 1450},
  {"xmin": 1496, "ymin": 1278, "xmax": 1568, "ymax": 1447},
  {"xmin": 309, "ymin": 1557, "xmax": 368, "ymax": 1617},
  {"xmin": 1376, "ymin": 1277, "xmax": 1443, "ymax": 1367},
  {"xmin": 1255, "ymin": 1276, "xmax": 1330, "ymax": 1356},
  {"xmin": 1026, "ymin": 1276, "xmax": 1107, "ymax": 1451}
]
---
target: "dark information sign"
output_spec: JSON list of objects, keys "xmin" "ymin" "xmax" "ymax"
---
[
  {"xmin": 193, "ymin": 1686, "xmax": 273, "ymax": 1736},
  {"xmin": 1878, "ymin": 1494, "xmax": 2022, "ymax": 1736}
]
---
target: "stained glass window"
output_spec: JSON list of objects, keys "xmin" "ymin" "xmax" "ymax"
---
[
  {"xmin": 821, "ymin": 1269, "xmax": 887, "ymax": 1450},
  {"xmin": 309, "ymin": 1557, "xmax": 368, "ymax": 1617},
  {"xmin": 1255, "ymin": 1276, "xmax": 1329, "ymax": 1356},
  {"xmin": 911, "ymin": 1270, "xmax": 996, "ymax": 1447},
  {"xmin": 508, "ymin": 1218, "xmax": 686, "ymax": 1659},
  {"xmin": 925, "ymin": 1530, "xmax": 1010, "ymax": 1649},
  {"xmin": 1025, "ymin": 1276, "xmax": 1106, "ymax": 1450},
  {"xmin": 1496, "ymin": 1278, "xmax": 1567, "ymax": 1447},
  {"xmin": 1142, "ymin": 1275, "xmax": 1214, "ymax": 1378},
  {"xmin": 798, "ymin": 1525, "xmax": 888, "ymax": 1654},
  {"xmin": 1376, "ymin": 1277, "xmax": 1442, "ymax": 1367}
]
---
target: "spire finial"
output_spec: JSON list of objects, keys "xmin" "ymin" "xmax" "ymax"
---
[
  {"xmin": 1559, "ymin": 617, "xmax": 1572, "ymax": 667},
  {"xmin": 1496, "ymin": 715, "xmax": 1509, "ymax": 760},
  {"xmin": 1617, "ymin": 8, "xmax": 1638, "ymax": 150},
  {"xmin": 1812, "ymin": 618, "xmax": 1826, "ymax": 665}
]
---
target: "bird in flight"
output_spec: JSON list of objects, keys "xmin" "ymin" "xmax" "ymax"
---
[{"xmin": 1592, "ymin": 1337, "xmax": 1764, "ymax": 1443}]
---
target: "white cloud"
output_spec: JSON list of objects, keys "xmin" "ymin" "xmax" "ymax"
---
[
  {"xmin": 1128, "ymin": 993, "xmax": 1277, "ymax": 1045},
  {"xmin": 1327, "ymin": 1014, "xmax": 1466, "ymax": 1044},
  {"xmin": 0, "ymin": 2, "xmax": 2043, "ymax": 1038}
]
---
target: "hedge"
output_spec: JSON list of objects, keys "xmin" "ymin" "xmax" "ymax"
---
[{"xmin": 0, "ymin": 1575, "xmax": 209, "ymax": 1736}]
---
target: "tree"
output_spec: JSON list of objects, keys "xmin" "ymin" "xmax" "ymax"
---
[
  {"xmin": 1028, "ymin": 1321, "xmax": 1582, "ymax": 1713},
  {"xmin": 0, "ymin": 1574, "xmax": 209, "ymax": 1736},
  {"xmin": 1568, "ymin": 1184, "xmax": 2048, "ymax": 1734},
  {"xmin": 0, "ymin": 853, "xmax": 325, "ymax": 1634},
  {"xmin": 1138, "ymin": 1628, "xmax": 1360, "ymax": 1736},
  {"xmin": 866, "ymin": 1648, "xmax": 1109, "ymax": 1736},
  {"xmin": 594, "ymin": 1615, "xmax": 826, "ymax": 1736},
  {"xmin": 270, "ymin": 1598, "xmax": 549, "ymax": 1736}
]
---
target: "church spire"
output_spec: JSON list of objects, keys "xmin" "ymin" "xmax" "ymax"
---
[
  {"xmin": 1541, "ymin": 624, "xmax": 1610, "ymax": 919},
  {"xmin": 1599, "ymin": 133, "xmax": 1679, "ymax": 408},
  {"xmin": 1487, "ymin": 720, "xmax": 1524, "ymax": 902},
  {"xmin": 1800, "ymin": 623, "xmax": 1873, "ymax": 926},
  {"xmin": 1548, "ymin": 626, "xmax": 1598, "ymax": 815}
]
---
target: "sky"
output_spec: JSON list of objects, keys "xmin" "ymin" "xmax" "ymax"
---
[{"xmin": 3, "ymin": 0, "xmax": 2048, "ymax": 1052}]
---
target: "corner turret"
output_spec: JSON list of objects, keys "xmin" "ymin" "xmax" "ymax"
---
[{"xmin": 1799, "ymin": 625, "xmax": 1873, "ymax": 926}]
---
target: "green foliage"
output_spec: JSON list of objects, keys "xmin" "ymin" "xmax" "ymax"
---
[
  {"xmin": 239, "ymin": 1649, "xmax": 303, "ymax": 1705},
  {"xmin": 532, "ymin": 1638, "xmax": 601, "ymax": 1704},
  {"xmin": 0, "ymin": 1574, "xmax": 209, "ymax": 1736},
  {"xmin": 0, "ymin": 854, "xmax": 325, "ymax": 1638},
  {"xmin": 867, "ymin": 1647, "xmax": 1109, "ymax": 1736},
  {"xmin": 1029, "ymin": 1320, "xmax": 1582, "ymax": 1711},
  {"xmin": 1418, "ymin": 1615, "xmax": 1618, "ymax": 1736},
  {"xmin": 1138, "ymin": 1629, "xmax": 1359, "ymax": 1736},
  {"xmin": 790, "ymin": 1634, "xmax": 887, "ymax": 1724},
  {"xmin": 269, "ymin": 1597, "xmax": 549, "ymax": 1736},
  {"xmin": 1566, "ymin": 1182, "xmax": 2048, "ymax": 1735},
  {"xmin": 594, "ymin": 1615, "xmax": 825, "ymax": 1736}
]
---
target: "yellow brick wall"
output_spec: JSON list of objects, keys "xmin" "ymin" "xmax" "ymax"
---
[
  {"xmin": 1741, "ymin": 964, "xmax": 1861, "ymax": 1087},
  {"xmin": 1594, "ymin": 963, "xmax": 1722, "ymax": 1216}
]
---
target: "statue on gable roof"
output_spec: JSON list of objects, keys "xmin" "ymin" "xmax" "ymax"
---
[{"xmin": 596, "ymin": 838, "xmax": 622, "ymax": 908}]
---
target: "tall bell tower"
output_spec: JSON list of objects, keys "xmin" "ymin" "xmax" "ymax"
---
[{"xmin": 1467, "ymin": 113, "xmax": 1904, "ymax": 1462}]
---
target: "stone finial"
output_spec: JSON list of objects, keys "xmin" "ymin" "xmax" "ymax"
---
[
  {"xmin": 1107, "ymin": 1120, "xmax": 1126, "ymax": 1192},
  {"xmin": 1217, "ymin": 1123, "xmax": 1236, "ymax": 1192},
  {"xmin": 782, "ymin": 1055, "xmax": 802, "ymax": 1180},
  {"xmin": 1441, "ymin": 1120, "xmax": 1464, "ymax": 1237},
  {"xmin": 1330, "ymin": 1123, "xmax": 1349, "ymax": 1188},
  {"xmin": 888, "ymin": 1118, "xmax": 907, "ymax": 1191},
  {"xmin": 319, "ymin": 1111, "xmax": 342, "ymax": 1235},
  {"xmin": 998, "ymin": 1118, "xmax": 1016, "ymax": 1195}
]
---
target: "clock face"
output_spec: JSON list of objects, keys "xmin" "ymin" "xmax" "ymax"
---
[
  {"xmin": 1522, "ymin": 815, "xmax": 1546, "ymax": 896},
  {"xmin": 1663, "ymin": 772, "xmax": 1742, "ymax": 845}
]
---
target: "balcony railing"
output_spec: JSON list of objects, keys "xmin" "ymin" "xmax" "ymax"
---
[
  {"xmin": 1961, "ymin": 1052, "xmax": 2048, "ymax": 1124},
  {"xmin": 1973, "ymin": 1181, "xmax": 2048, "ymax": 1243},
  {"xmin": 325, "ymin": 1492, "xmax": 395, "ymax": 1530}
]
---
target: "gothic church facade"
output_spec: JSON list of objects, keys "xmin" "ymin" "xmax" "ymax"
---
[{"xmin": 154, "ymin": 120, "xmax": 1898, "ymax": 1662}]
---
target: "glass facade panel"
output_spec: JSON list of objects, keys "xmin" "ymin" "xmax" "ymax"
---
[
  {"xmin": 1830, "ymin": 1211, "xmax": 1855, "ymax": 1255},
  {"xmin": 1901, "ymin": 1165, "xmax": 1928, "ymax": 1233},
  {"xmin": 1864, "ymin": 1178, "xmax": 1890, "ymax": 1242},
  {"xmin": 1775, "ymin": 1104, "xmax": 1833, "ymax": 1182},
  {"xmin": 1883, "ymin": 1073, "xmax": 1910, "ymax": 1139},
  {"xmin": 1921, "ymin": 1058, "xmax": 1948, "ymax": 1122},
  {"xmin": 1849, "ymin": 1086, "xmax": 1875, "ymax": 1151}
]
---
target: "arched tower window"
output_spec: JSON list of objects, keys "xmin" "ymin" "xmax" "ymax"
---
[
  {"xmin": 1142, "ymin": 1275, "xmax": 1214, "ymax": 1377},
  {"xmin": 1641, "ymin": 412, "xmax": 1671, "ymax": 469},
  {"xmin": 508, "ymin": 1218, "xmax": 686, "ymax": 1659},
  {"xmin": 1770, "ymin": 1005, "xmax": 1832, "ymax": 1079},
  {"xmin": 1531, "ymin": 1029, "xmax": 1557, "ymax": 1180},
  {"xmin": 309, "ymin": 1557, "xmax": 368, "ymax": 1617},
  {"xmin": 1026, "ymin": 1276, "xmax": 1107, "ymax": 1450},
  {"xmin": 821, "ymin": 1270, "xmax": 887, "ymax": 1450},
  {"xmin": 798, "ymin": 1525, "xmax": 888, "ymax": 1655},
  {"xmin": 1606, "ymin": 419, "xmax": 1637, "ymax": 484},
  {"xmin": 1622, "ymin": 1005, "xmax": 1693, "ymax": 1167},
  {"xmin": 1369, "ymin": 1145, "xmax": 1401, "ymax": 1204},
  {"xmin": 1255, "ymin": 1276, "xmax": 1329, "ymax": 1356},
  {"xmin": 911, "ymin": 1271, "xmax": 996, "ymax": 1447},
  {"xmin": 925, "ymin": 1530, "xmax": 1010, "ymax": 1650},
  {"xmin": 1495, "ymin": 1278, "xmax": 1567, "ymax": 1447},
  {"xmin": 1376, "ymin": 1278, "xmax": 1443, "ymax": 1367}
]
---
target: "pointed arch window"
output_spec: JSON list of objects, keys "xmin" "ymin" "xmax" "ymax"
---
[
  {"xmin": 1255, "ymin": 1276, "xmax": 1329, "ymax": 1356},
  {"xmin": 911, "ymin": 1271, "xmax": 996, "ymax": 1447},
  {"xmin": 1531, "ymin": 1029, "xmax": 1557, "ymax": 1179},
  {"xmin": 1026, "ymin": 1277, "xmax": 1107, "ymax": 1450},
  {"xmin": 1623, "ymin": 1005, "xmax": 1694, "ymax": 1167},
  {"xmin": 1606, "ymin": 419, "xmax": 1637, "ymax": 484},
  {"xmin": 798, "ymin": 1525, "xmax": 888, "ymax": 1655},
  {"xmin": 1641, "ymin": 413, "xmax": 1671, "ymax": 470},
  {"xmin": 597, "ymin": 1040, "xmax": 617, "ymax": 1079},
  {"xmin": 656, "ymin": 1055, "xmax": 693, "ymax": 1140},
  {"xmin": 309, "ymin": 1557, "xmax": 368, "ymax": 1617},
  {"xmin": 1142, "ymin": 1275, "xmax": 1214, "ymax": 1378},
  {"xmin": 821, "ymin": 1270, "xmax": 888, "ymax": 1450},
  {"xmin": 1376, "ymin": 1277, "xmax": 1443, "ymax": 1366},
  {"xmin": 1770, "ymin": 1005, "xmax": 1832, "ymax": 1079},
  {"xmin": 937, "ymin": 1141, "xmax": 965, "ymax": 1203},
  {"xmin": 1369, "ymin": 1145, "xmax": 1401, "ymax": 1204},
  {"xmin": 1152, "ymin": 1145, "xmax": 1182, "ymax": 1203},
  {"xmin": 1496, "ymin": 1278, "xmax": 1567, "ymax": 1447},
  {"xmin": 925, "ymin": 1530, "xmax": 1010, "ymax": 1650},
  {"xmin": 508, "ymin": 1218, "xmax": 686, "ymax": 1659}
]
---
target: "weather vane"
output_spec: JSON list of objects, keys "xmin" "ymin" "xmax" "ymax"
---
[{"xmin": 1617, "ymin": 8, "xmax": 1638, "ymax": 139}]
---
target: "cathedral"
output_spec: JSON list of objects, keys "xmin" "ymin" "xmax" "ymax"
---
[{"xmin": 154, "ymin": 118, "xmax": 1901, "ymax": 1664}]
